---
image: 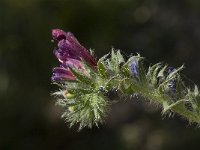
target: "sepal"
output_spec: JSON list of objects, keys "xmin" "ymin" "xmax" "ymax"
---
[{"xmin": 97, "ymin": 54, "xmax": 109, "ymax": 78}]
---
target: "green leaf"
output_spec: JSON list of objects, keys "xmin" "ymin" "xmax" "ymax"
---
[
  {"xmin": 158, "ymin": 65, "xmax": 184, "ymax": 89},
  {"xmin": 146, "ymin": 63, "xmax": 161, "ymax": 79},
  {"xmin": 158, "ymin": 65, "xmax": 168, "ymax": 78},
  {"xmin": 121, "ymin": 63, "xmax": 130, "ymax": 77},
  {"xmin": 119, "ymin": 78, "xmax": 133, "ymax": 94},
  {"xmin": 167, "ymin": 65, "xmax": 184, "ymax": 79},
  {"xmin": 152, "ymin": 64, "xmax": 162, "ymax": 86},
  {"xmin": 110, "ymin": 49, "xmax": 125, "ymax": 73},
  {"xmin": 97, "ymin": 54, "xmax": 109, "ymax": 78},
  {"xmin": 67, "ymin": 88, "xmax": 92, "ymax": 94},
  {"xmin": 162, "ymin": 100, "xmax": 189, "ymax": 114}
]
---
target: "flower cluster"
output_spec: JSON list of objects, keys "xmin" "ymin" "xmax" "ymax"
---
[{"xmin": 52, "ymin": 29, "xmax": 97, "ymax": 82}]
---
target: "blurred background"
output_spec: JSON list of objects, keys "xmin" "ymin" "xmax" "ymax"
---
[{"xmin": 1, "ymin": 0, "xmax": 200, "ymax": 149}]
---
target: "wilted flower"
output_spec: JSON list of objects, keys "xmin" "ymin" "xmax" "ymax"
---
[{"xmin": 51, "ymin": 29, "xmax": 97, "ymax": 82}]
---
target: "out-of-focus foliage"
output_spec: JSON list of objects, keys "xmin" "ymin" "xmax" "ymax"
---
[{"xmin": 1, "ymin": 0, "xmax": 200, "ymax": 150}]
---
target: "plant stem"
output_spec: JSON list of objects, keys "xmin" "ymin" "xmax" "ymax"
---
[{"xmin": 123, "ymin": 82, "xmax": 200, "ymax": 124}]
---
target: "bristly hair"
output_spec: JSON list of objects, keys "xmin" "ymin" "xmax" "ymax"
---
[{"xmin": 51, "ymin": 29, "xmax": 200, "ymax": 130}]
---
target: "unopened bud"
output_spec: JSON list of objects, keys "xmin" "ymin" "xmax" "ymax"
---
[
  {"xmin": 66, "ymin": 93, "xmax": 75, "ymax": 99},
  {"xmin": 63, "ymin": 91, "xmax": 75, "ymax": 99}
]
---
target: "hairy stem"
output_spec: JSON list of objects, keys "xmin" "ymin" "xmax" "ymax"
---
[{"xmin": 121, "ymin": 81, "xmax": 200, "ymax": 124}]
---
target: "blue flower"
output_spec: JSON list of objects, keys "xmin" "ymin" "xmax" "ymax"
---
[
  {"xmin": 167, "ymin": 67, "xmax": 177, "ymax": 93},
  {"xmin": 129, "ymin": 58, "xmax": 139, "ymax": 77}
]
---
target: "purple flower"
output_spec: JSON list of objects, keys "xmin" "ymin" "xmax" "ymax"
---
[
  {"xmin": 52, "ymin": 67, "xmax": 75, "ymax": 81},
  {"xmin": 51, "ymin": 29, "xmax": 97, "ymax": 82},
  {"xmin": 129, "ymin": 58, "xmax": 139, "ymax": 77},
  {"xmin": 52, "ymin": 29, "xmax": 67, "ymax": 41},
  {"xmin": 52, "ymin": 29, "xmax": 97, "ymax": 67}
]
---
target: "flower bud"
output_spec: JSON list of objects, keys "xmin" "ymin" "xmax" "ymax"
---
[{"xmin": 66, "ymin": 93, "xmax": 75, "ymax": 99}]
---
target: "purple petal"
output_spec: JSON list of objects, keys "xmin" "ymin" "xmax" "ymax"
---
[
  {"xmin": 53, "ymin": 48, "xmax": 67, "ymax": 63},
  {"xmin": 53, "ymin": 31, "xmax": 97, "ymax": 67},
  {"xmin": 64, "ymin": 32, "xmax": 97, "ymax": 67},
  {"xmin": 53, "ymin": 47, "xmax": 81, "ymax": 64},
  {"xmin": 64, "ymin": 58, "xmax": 83, "ymax": 69},
  {"xmin": 51, "ymin": 29, "xmax": 98, "ymax": 83},
  {"xmin": 56, "ymin": 34, "xmax": 97, "ymax": 67},
  {"xmin": 52, "ymin": 67, "xmax": 69, "ymax": 74},
  {"xmin": 52, "ymin": 67, "xmax": 75, "ymax": 81},
  {"xmin": 52, "ymin": 29, "xmax": 67, "ymax": 41},
  {"xmin": 57, "ymin": 39, "xmax": 80, "ymax": 60}
]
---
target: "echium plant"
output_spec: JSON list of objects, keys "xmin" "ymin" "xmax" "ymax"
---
[{"xmin": 51, "ymin": 29, "xmax": 200, "ymax": 130}]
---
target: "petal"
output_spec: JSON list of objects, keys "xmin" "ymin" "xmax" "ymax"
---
[
  {"xmin": 52, "ymin": 29, "xmax": 97, "ymax": 68},
  {"xmin": 53, "ymin": 47, "xmax": 80, "ymax": 63},
  {"xmin": 52, "ymin": 67, "xmax": 69, "ymax": 74},
  {"xmin": 129, "ymin": 58, "xmax": 139, "ymax": 76},
  {"xmin": 65, "ymin": 58, "xmax": 83, "ymax": 69},
  {"xmin": 52, "ymin": 29, "xmax": 67, "ymax": 41},
  {"xmin": 65, "ymin": 32, "xmax": 97, "ymax": 67},
  {"xmin": 57, "ymin": 39, "xmax": 80, "ymax": 60},
  {"xmin": 53, "ymin": 48, "xmax": 67, "ymax": 63},
  {"xmin": 52, "ymin": 67, "xmax": 75, "ymax": 81},
  {"xmin": 51, "ymin": 75, "xmax": 75, "ymax": 81}
]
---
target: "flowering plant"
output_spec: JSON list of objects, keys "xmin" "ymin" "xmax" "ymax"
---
[{"xmin": 51, "ymin": 29, "xmax": 200, "ymax": 130}]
